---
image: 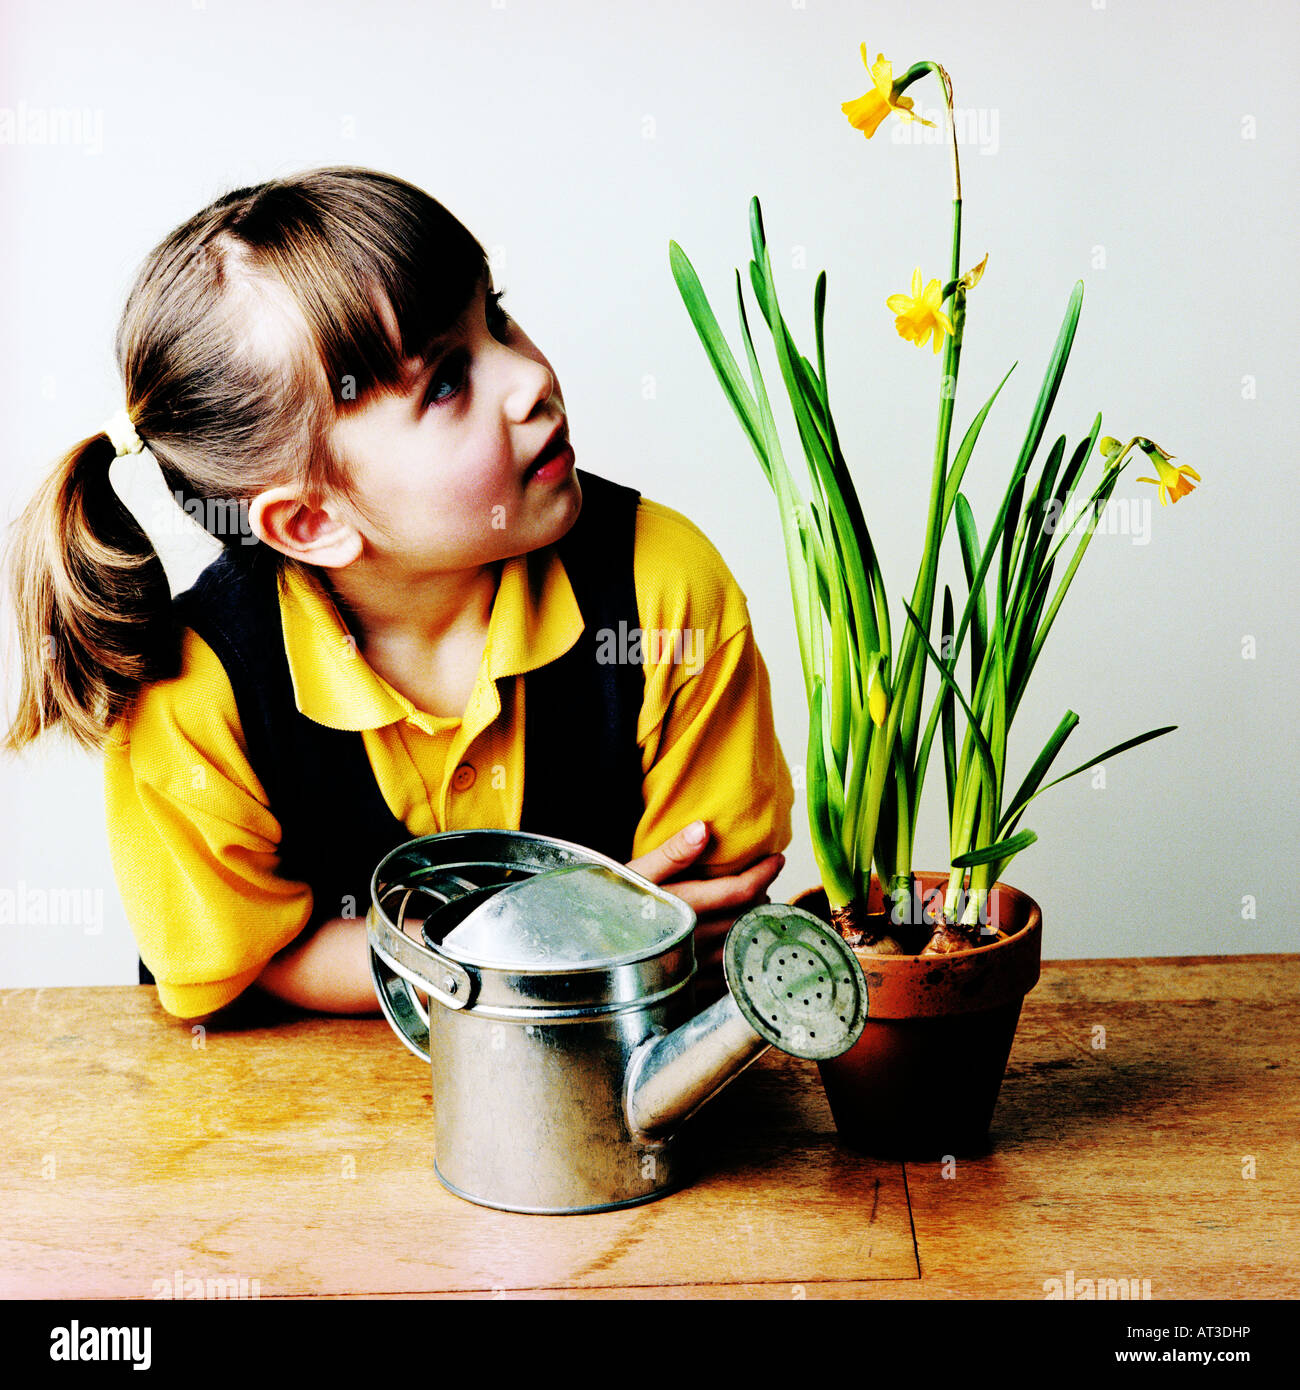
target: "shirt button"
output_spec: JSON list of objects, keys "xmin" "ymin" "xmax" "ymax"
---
[{"xmin": 451, "ymin": 763, "xmax": 476, "ymax": 792}]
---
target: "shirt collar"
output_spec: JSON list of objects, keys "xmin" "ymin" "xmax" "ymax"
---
[{"xmin": 279, "ymin": 549, "xmax": 584, "ymax": 732}]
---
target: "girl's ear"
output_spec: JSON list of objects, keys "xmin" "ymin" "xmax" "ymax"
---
[{"xmin": 247, "ymin": 485, "xmax": 364, "ymax": 569}]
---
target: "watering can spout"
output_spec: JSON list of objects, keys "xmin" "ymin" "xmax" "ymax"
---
[
  {"xmin": 624, "ymin": 993, "xmax": 770, "ymax": 1140},
  {"xmin": 625, "ymin": 904, "xmax": 869, "ymax": 1142}
]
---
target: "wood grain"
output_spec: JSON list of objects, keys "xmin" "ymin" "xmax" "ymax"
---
[
  {"xmin": 2, "ymin": 955, "xmax": 1295, "ymax": 1299},
  {"xmin": 0, "ymin": 986, "xmax": 914, "ymax": 1297},
  {"xmin": 905, "ymin": 961, "xmax": 1300, "ymax": 1300}
]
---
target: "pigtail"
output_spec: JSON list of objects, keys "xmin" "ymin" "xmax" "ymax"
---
[{"xmin": 1, "ymin": 429, "xmax": 177, "ymax": 755}]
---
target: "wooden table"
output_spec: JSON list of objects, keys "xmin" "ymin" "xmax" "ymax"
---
[{"xmin": 2, "ymin": 955, "xmax": 1297, "ymax": 1299}]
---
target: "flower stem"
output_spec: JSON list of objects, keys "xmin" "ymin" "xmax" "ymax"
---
[
  {"xmin": 893, "ymin": 61, "xmax": 961, "ymax": 201},
  {"xmin": 889, "ymin": 62, "xmax": 966, "ymax": 914}
]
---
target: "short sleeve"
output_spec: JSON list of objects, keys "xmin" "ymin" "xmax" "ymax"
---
[
  {"xmin": 630, "ymin": 499, "xmax": 795, "ymax": 873},
  {"xmin": 103, "ymin": 626, "xmax": 314, "ymax": 1019}
]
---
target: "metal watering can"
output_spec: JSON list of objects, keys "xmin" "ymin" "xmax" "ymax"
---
[{"xmin": 367, "ymin": 830, "xmax": 868, "ymax": 1214}]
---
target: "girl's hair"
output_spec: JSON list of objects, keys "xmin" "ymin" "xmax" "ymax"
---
[{"xmin": 2, "ymin": 166, "xmax": 489, "ymax": 756}]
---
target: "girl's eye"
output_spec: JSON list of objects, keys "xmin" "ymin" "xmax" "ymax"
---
[
  {"xmin": 423, "ymin": 290, "xmax": 511, "ymax": 409},
  {"xmin": 424, "ymin": 352, "xmax": 467, "ymax": 408}
]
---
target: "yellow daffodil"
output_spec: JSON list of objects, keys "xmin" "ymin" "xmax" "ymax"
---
[
  {"xmin": 886, "ymin": 268, "xmax": 955, "ymax": 353},
  {"xmin": 842, "ymin": 46, "xmax": 936, "ymax": 138},
  {"xmin": 867, "ymin": 667, "xmax": 888, "ymax": 728},
  {"xmin": 1135, "ymin": 439, "xmax": 1198, "ymax": 506}
]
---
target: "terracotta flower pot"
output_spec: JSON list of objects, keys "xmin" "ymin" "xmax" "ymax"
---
[{"xmin": 792, "ymin": 872, "xmax": 1042, "ymax": 1158}]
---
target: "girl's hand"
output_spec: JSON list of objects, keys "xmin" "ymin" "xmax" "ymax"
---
[{"xmin": 626, "ymin": 821, "xmax": 785, "ymax": 992}]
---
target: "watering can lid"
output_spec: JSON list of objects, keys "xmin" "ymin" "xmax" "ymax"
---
[{"xmin": 437, "ymin": 863, "xmax": 693, "ymax": 970}]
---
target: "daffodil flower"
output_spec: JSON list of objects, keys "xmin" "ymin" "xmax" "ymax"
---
[
  {"xmin": 842, "ymin": 47, "xmax": 936, "ymax": 138},
  {"xmin": 1135, "ymin": 438, "xmax": 1199, "ymax": 506},
  {"xmin": 886, "ymin": 268, "xmax": 955, "ymax": 353}
]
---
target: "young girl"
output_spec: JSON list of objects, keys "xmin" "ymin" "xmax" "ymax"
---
[{"xmin": 2, "ymin": 166, "xmax": 793, "ymax": 1022}]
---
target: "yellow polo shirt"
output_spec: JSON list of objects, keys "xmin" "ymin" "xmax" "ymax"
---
[{"xmin": 104, "ymin": 494, "xmax": 795, "ymax": 1019}]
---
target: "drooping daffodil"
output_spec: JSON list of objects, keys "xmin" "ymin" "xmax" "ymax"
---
[
  {"xmin": 842, "ymin": 47, "xmax": 935, "ymax": 138},
  {"xmin": 1135, "ymin": 438, "xmax": 1199, "ymax": 506},
  {"xmin": 886, "ymin": 268, "xmax": 955, "ymax": 353}
]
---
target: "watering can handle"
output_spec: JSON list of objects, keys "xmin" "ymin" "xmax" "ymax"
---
[
  {"xmin": 369, "ymin": 948, "xmax": 431, "ymax": 1063},
  {"xmin": 366, "ymin": 905, "xmax": 479, "ymax": 1064}
]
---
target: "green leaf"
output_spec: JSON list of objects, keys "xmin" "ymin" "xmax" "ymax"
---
[
  {"xmin": 1005, "ymin": 433, "xmax": 1065, "ymax": 621},
  {"xmin": 998, "ymin": 473, "xmax": 1026, "ymax": 625},
  {"xmin": 804, "ymin": 502, "xmax": 851, "ymax": 801},
  {"xmin": 902, "ymin": 599, "xmax": 1001, "ymax": 824},
  {"xmin": 1013, "ymin": 464, "xmax": 1122, "ymax": 718},
  {"xmin": 910, "ymin": 583, "xmax": 958, "ymax": 836},
  {"xmin": 1027, "ymin": 433, "xmax": 1085, "ymax": 582},
  {"xmin": 1001, "ymin": 725, "xmax": 1178, "ymax": 826},
  {"xmin": 968, "ymin": 281, "xmax": 1083, "ymax": 659},
  {"xmin": 735, "ymin": 201, "xmax": 893, "ymax": 874},
  {"xmin": 668, "ymin": 241, "xmax": 767, "ymax": 479},
  {"xmin": 813, "ymin": 271, "xmax": 829, "ymax": 400},
  {"xmin": 1006, "ymin": 429, "xmax": 1093, "ymax": 670},
  {"xmin": 951, "ymin": 829, "xmax": 1038, "ymax": 868},
  {"xmin": 745, "ymin": 198, "xmax": 884, "ymax": 700},
  {"xmin": 941, "ymin": 587, "xmax": 957, "ymax": 823},
  {"xmin": 1014, "ymin": 282, "xmax": 1084, "ymax": 487},
  {"xmin": 988, "ymin": 613, "xmax": 1008, "ymax": 807},
  {"xmin": 807, "ymin": 678, "xmax": 854, "ymax": 907},
  {"xmin": 941, "ymin": 362, "xmax": 1017, "ymax": 529},
  {"xmin": 945, "ymin": 452, "xmax": 1034, "ymax": 691},
  {"xmin": 954, "ymin": 494, "xmax": 986, "ymax": 687},
  {"xmin": 1005, "ymin": 431, "xmax": 1092, "ymax": 693},
  {"xmin": 999, "ymin": 711, "xmax": 1080, "ymax": 840},
  {"xmin": 731, "ymin": 268, "xmax": 816, "ymax": 701},
  {"xmin": 749, "ymin": 260, "xmax": 834, "ymax": 463},
  {"xmin": 1007, "ymin": 556, "xmax": 1053, "ymax": 708}
]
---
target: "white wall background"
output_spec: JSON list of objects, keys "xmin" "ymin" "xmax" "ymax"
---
[{"xmin": 2, "ymin": 0, "xmax": 1296, "ymax": 986}]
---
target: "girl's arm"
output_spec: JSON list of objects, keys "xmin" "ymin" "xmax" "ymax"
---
[
  {"xmin": 180, "ymin": 921, "xmax": 380, "ymax": 1025},
  {"xmin": 252, "ymin": 915, "xmax": 382, "ymax": 1015}
]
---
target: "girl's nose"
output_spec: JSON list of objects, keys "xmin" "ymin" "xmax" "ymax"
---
[{"xmin": 502, "ymin": 348, "xmax": 556, "ymax": 424}]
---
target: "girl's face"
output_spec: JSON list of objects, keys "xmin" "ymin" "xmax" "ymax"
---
[{"xmin": 328, "ymin": 276, "xmax": 580, "ymax": 576}]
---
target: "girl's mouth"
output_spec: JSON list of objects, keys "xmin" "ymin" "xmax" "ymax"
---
[{"xmin": 526, "ymin": 434, "xmax": 575, "ymax": 483}]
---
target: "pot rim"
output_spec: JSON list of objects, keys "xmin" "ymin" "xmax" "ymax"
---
[{"xmin": 789, "ymin": 875, "xmax": 1042, "ymax": 1016}]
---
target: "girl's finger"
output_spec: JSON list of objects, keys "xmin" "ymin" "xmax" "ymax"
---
[
  {"xmin": 625, "ymin": 820, "xmax": 711, "ymax": 885},
  {"xmin": 666, "ymin": 853, "xmax": 785, "ymax": 916}
]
